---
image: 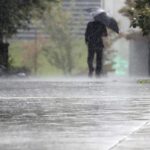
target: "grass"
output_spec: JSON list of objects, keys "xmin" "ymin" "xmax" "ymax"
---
[
  {"xmin": 9, "ymin": 39, "xmax": 87, "ymax": 76},
  {"xmin": 137, "ymin": 79, "xmax": 150, "ymax": 84}
]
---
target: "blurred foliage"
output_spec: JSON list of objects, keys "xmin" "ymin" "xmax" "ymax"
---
[
  {"xmin": 137, "ymin": 79, "xmax": 150, "ymax": 84},
  {"xmin": 21, "ymin": 34, "xmax": 47, "ymax": 74},
  {"xmin": 9, "ymin": 39, "xmax": 87, "ymax": 76},
  {"xmin": 9, "ymin": 40, "xmax": 62, "ymax": 75},
  {"xmin": 0, "ymin": 0, "xmax": 57, "ymax": 71},
  {"xmin": 120, "ymin": 0, "xmax": 150, "ymax": 35},
  {"xmin": 0, "ymin": 0, "xmax": 57, "ymax": 41},
  {"xmin": 41, "ymin": 2, "xmax": 83, "ymax": 75}
]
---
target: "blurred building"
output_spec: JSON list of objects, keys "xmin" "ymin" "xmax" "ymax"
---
[{"xmin": 63, "ymin": 0, "xmax": 103, "ymax": 35}]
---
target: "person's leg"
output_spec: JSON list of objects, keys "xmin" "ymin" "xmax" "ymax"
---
[
  {"xmin": 96, "ymin": 48, "xmax": 103, "ymax": 76},
  {"xmin": 87, "ymin": 47, "xmax": 95, "ymax": 77}
]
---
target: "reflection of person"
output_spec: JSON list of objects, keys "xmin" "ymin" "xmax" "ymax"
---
[{"xmin": 85, "ymin": 20, "xmax": 107, "ymax": 77}]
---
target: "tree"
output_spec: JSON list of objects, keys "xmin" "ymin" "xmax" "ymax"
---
[
  {"xmin": 0, "ymin": 0, "xmax": 57, "ymax": 69},
  {"xmin": 42, "ymin": 3, "xmax": 81, "ymax": 75},
  {"xmin": 120, "ymin": 0, "xmax": 150, "ymax": 35},
  {"xmin": 22, "ymin": 34, "xmax": 46, "ymax": 74}
]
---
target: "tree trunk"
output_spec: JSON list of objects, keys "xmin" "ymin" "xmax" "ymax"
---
[
  {"xmin": 0, "ymin": 42, "xmax": 9, "ymax": 69},
  {"xmin": 0, "ymin": 33, "xmax": 9, "ymax": 70},
  {"xmin": 148, "ymin": 38, "xmax": 150, "ymax": 75}
]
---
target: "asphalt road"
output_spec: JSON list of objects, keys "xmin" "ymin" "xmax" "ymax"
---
[{"xmin": 0, "ymin": 77, "xmax": 150, "ymax": 150}]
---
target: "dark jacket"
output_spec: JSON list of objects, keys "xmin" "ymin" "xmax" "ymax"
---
[{"xmin": 85, "ymin": 21, "xmax": 107, "ymax": 48}]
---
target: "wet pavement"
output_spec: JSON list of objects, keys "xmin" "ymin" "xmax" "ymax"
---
[{"xmin": 0, "ymin": 77, "xmax": 150, "ymax": 150}]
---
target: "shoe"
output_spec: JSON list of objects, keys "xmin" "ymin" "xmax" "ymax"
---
[
  {"xmin": 88, "ymin": 68, "xmax": 94, "ymax": 77},
  {"xmin": 95, "ymin": 70, "xmax": 101, "ymax": 77},
  {"xmin": 88, "ymin": 71, "xmax": 93, "ymax": 77}
]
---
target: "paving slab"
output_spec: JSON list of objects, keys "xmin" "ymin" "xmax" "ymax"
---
[{"xmin": 110, "ymin": 122, "xmax": 150, "ymax": 150}]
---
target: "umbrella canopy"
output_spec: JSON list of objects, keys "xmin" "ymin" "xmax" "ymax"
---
[{"xmin": 93, "ymin": 11, "xmax": 119, "ymax": 34}]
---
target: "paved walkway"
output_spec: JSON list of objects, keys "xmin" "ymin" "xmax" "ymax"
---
[
  {"xmin": 0, "ymin": 77, "xmax": 150, "ymax": 150},
  {"xmin": 111, "ymin": 122, "xmax": 150, "ymax": 150}
]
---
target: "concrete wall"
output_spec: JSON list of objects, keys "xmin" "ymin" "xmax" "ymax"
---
[{"xmin": 129, "ymin": 36, "xmax": 149, "ymax": 76}]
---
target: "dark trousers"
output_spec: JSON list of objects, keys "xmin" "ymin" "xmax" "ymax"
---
[{"xmin": 87, "ymin": 46, "xmax": 103, "ymax": 76}]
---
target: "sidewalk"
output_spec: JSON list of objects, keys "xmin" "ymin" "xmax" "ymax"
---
[
  {"xmin": 0, "ymin": 77, "xmax": 150, "ymax": 150},
  {"xmin": 110, "ymin": 122, "xmax": 150, "ymax": 150}
]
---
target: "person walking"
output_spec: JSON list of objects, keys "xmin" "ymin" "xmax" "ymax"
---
[{"xmin": 85, "ymin": 20, "xmax": 107, "ymax": 77}]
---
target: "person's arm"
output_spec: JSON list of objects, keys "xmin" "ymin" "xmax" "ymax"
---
[
  {"xmin": 85, "ymin": 22, "xmax": 91, "ymax": 44},
  {"xmin": 85, "ymin": 26, "xmax": 88, "ymax": 44},
  {"xmin": 85, "ymin": 25, "xmax": 89, "ymax": 44}
]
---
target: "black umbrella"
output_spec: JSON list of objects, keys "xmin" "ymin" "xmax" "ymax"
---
[{"xmin": 94, "ymin": 12, "xmax": 119, "ymax": 34}]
